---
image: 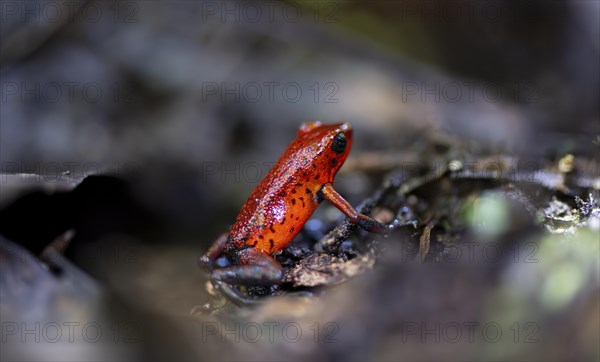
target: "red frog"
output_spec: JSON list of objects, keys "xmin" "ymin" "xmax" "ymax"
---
[{"xmin": 199, "ymin": 122, "xmax": 391, "ymax": 301}]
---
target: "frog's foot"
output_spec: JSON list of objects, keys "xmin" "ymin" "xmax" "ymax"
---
[
  {"xmin": 211, "ymin": 281, "xmax": 266, "ymax": 307},
  {"xmin": 389, "ymin": 218, "xmax": 419, "ymax": 231}
]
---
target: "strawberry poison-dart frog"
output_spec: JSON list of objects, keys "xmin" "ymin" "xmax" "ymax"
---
[{"xmin": 199, "ymin": 122, "xmax": 392, "ymax": 301}]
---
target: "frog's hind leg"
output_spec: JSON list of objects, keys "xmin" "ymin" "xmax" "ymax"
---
[
  {"xmin": 198, "ymin": 233, "xmax": 228, "ymax": 271},
  {"xmin": 210, "ymin": 248, "xmax": 284, "ymax": 306},
  {"xmin": 210, "ymin": 247, "xmax": 284, "ymax": 286}
]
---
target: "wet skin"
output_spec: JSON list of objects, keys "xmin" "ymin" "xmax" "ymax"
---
[{"xmin": 199, "ymin": 122, "xmax": 392, "ymax": 302}]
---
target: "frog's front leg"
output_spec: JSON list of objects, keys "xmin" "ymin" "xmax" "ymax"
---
[
  {"xmin": 319, "ymin": 183, "xmax": 392, "ymax": 234},
  {"xmin": 210, "ymin": 247, "xmax": 284, "ymax": 286}
]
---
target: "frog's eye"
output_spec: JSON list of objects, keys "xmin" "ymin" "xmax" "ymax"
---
[{"xmin": 331, "ymin": 133, "xmax": 347, "ymax": 154}]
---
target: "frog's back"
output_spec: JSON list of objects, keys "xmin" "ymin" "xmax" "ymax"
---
[{"xmin": 226, "ymin": 141, "xmax": 323, "ymax": 255}]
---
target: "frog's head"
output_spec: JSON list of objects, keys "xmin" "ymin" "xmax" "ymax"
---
[{"xmin": 297, "ymin": 121, "xmax": 353, "ymax": 182}]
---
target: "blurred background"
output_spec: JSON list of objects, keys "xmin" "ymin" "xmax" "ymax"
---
[{"xmin": 1, "ymin": 0, "xmax": 598, "ymax": 361}]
